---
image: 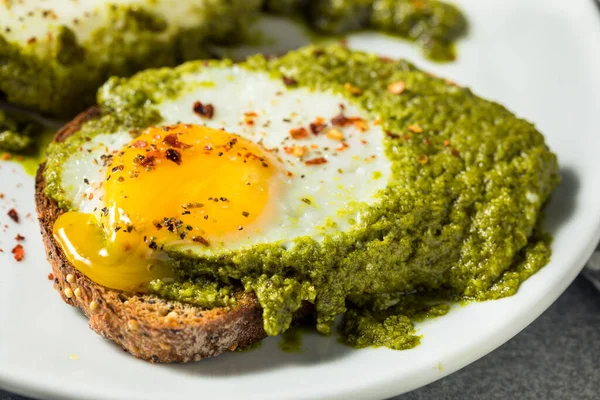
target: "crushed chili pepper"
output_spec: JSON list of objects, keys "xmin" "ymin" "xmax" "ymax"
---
[
  {"xmin": 131, "ymin": 140, "xmax": 148, "ymax": 149},
  {"xmin": 344, "ymin": 83, "xmax": 362, "ymax": 95},
  {"xmin": 282, "ymin": 76, "xmax": 298, "ymax": 86},
  {"xmin": 11, "ymin": 244, "xmax": 24, "ymax": 262},
  {"xmin": 165, "ymin": 149, "xmax": 182, "ymax": 165},
  {"xmin": 163, "ymin": 134, "xmax": 192, "ymax": 149},
  {"xmin": 15, "ymin": 234, "xmax": 25, "ymax": 241},
  {"xmin": 192, "ymin": 236, "xmax": 210, "ymax": 246},
  {"xmin": 290, "ymin": 127, "xmax": 309, "ymax": 139},
  {"xmin": 326, "ymin": 129, "xmax": 344, "ymax": 141},
  {"xmin": 387, "ymin": 81, "xmax": 406, "ymax": 95},
  {"xmin": 407, "ymin": 124, "xmax": 423, "ymax": 133},
  {"xmin": 193, "ymin": 101, "xmax": 215, "ymax": 119},
  {"xmin": 305, "ymin": 157, "xmax": 328, "ymax": 166},
  {"xmin": 47, "ymin": 273, "xmax": 55, "ymax": 280},
  {"xmin": 7, "ymin": 209, "xmax": 19, "ymax": 223},
  {"xmin": 284, "ymin": 145, "xmax": 307, "ymax": 157}
]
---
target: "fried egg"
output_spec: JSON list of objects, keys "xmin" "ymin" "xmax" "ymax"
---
[{"xmin": 54, "ymin": 67, "xmax": 391, "ymax": 290}]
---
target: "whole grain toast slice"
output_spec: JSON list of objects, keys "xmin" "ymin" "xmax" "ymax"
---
[{"xmin": 35, "ymin": 107, "xmax": 296, "ymax": 363}]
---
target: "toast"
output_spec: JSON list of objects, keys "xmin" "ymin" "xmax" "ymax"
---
[{"xmin": 35, "ymin": 107, "xmax": 290, "ymax": 363}]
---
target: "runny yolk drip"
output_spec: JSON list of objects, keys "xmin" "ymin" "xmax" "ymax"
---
[{"xmin": 53, "ymin": 124, "xmax": 283, "ymax": 292}]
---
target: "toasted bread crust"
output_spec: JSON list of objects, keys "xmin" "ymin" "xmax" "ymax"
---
[{"xmin": 35, "ymin": 108, "xmax": 271, "ymax": 363}]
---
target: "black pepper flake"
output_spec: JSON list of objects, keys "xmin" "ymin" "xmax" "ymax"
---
[
  {"xmin": 242, "ymin": 211, "xmax": 250, "ymax": 218},
  {"xmin": 204, "ymin": 215, "xmax": 209, "ymax": 220},
  {"xmin": 101, "ymin": 207, "xmax": 109, "ymax": 216},
  {"xmin": 301, "ymin": 198, "xmax": 312, "ymax": 205},
  {"xmin": 83, "ymin": 178, "xmax": 89, "ymax": 185},
  {"xmin": 165, "ymin": 149, "xmax": 182, "ymax": 165},
  {"xmin": 148, "ymin": 241, "xmax": 158, "ymax": 250},
  {"xmin": 179, "ymin": 233, "xmax": 187, "ymax": 240},
  {"xmin": 182, "ymin": 211, "xmax": 191, "ymax": 215},
  {"xmin": 238, "ymin": 226, "xmax": 243, "ymax": 231},
  {"xmin": 193, "ymin": 101, "xmax": 215, "ymax": 119},
  {"xmin": 220, "ymin": 197, "xmax": 228, "ymax": 202}
]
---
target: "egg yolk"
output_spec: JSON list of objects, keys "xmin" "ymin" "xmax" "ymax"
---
[{"xmin": 53, "ymin": 124, "xmax": 282, "ymax": 291}]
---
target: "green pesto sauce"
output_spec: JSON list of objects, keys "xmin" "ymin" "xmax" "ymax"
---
[
  {"xmin": 1, "ymin": 0, "xmax": 465, "ymax": 117},
  {"xmin": 0, "ymin": 2, "xmax": 262, "ymax": 117},
  {"xmin": 263, "ymin": 0, "xmax": 467, "ymax": 62},
  {"xmin": 278, "ymin": 325, "xmax": 306, "ymax": 353},
  {"xmin": 45, "ymin": 45, "xmax": 560, "ymax": 351},
  {"xmin": 147, "ymin": 277, "xmax": 237, "ymax": 309},
  {"xmin": 0, "ymin": 109, "xmax": 57, "ymax": 175},
  {"xmin": 235, "ymin": 341, "xmax": 263, "ymax": 352}
]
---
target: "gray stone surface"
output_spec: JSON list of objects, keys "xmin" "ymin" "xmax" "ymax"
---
[{"xmin": 1, "ymin": 275, "xmax": 598, "ymax": 400}]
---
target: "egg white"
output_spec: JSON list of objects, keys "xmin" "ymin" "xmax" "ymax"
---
[{"xmin": 60, "ymin": 67, "xmax": 392, "ymax": 251}]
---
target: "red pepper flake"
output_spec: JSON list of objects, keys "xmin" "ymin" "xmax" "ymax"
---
[
  {"xmin": 451, "ymin": 148, "xmax": 460, "ymax": 157},
  {"xmin": 139, "ymin": 155, "xmax": 157, "ymax": 168},
  {"xmin": 284, "ymin": 145, "xmax": 307, "ymax": 157},
  {"xmin": 443, "ymin": 139, "xmax": 451, "ymax": 147},
  {"xmin": 309, "ymin": 118, "xmax": 327, "ymax": 135},
  {"xmin": 15, "ymin": 234, "xmax": 25, "ymax": 241},
  {"xmin": 353, "ymin": 119, "xmax": 368, "ymax": 132},
  {"xmin": 47, "ymin": 273, "xmax": 54, "ymax": 280},
  {"xmin": 326, "ymin": 129, "xmax": 344, "ymax": 141},
  {"xmin": 11, "ymin": 244, "xmax": 24, "ymax": 262},
  {"xmin": 163, "ymin": 134, "xmax": 192, "ymax": 149},
  {"xmin": 336, "ymin": 143, "xmax": 350, "ymax": 151},
  {"xmin": 192, "ymin": 236, "xmax": 210, "ymax": 246},
  {"xmin": 385, "ymin": 131, "xmax": 401, "ymax": 139},
  {"xmin": 387, "ymin": 81, "xmax": 406, "ymax": 95},
  {"xmin": 290, "ymin": 127, "xmax": 309, "ymax": 139},
  {"xmin": 282, "ymin": 76, "xmax": 298, "ymax": 86},
  {"xmin": 193, "ymin": 101, "xmax": 215, "ymax": 119},
  {"xmin": 131, "ymin": 140, "xmax": 148, "ymax": 149},
  {"xmin": 305, "ymin": 157, "xmax": 328, "ymax": 166},
  {"xmin": 165, "ymin": 149, "xmax": 182, "ymax": 165},
  {"xmin": 7, "ymin": 209, "xmax": 19, "ymax": 223},
  {"xmin": 407, "ymin": 124, "xmax": 423, "ymax": 133},
  {"xmin": 344, "ymin": 83, "xmax": 362, "ymax": 95}
]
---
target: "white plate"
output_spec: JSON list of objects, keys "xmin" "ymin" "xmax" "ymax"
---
[{"xmin": 1, "ymin": 1, "xmax": 600, "ymax": 399}]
